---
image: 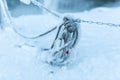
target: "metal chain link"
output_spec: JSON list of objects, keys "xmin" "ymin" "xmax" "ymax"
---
[
  {"xmin": 81, "ymin": 20, "xmax": 120, "ymax": 27},
  {"xmin": 31, "ymin": 1, "xmax": 120, "ymax": 28}
]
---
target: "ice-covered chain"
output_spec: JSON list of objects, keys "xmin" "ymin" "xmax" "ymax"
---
[{"xmin": 81, "ymin": 20, "xmax": 120, "ymax": 27}]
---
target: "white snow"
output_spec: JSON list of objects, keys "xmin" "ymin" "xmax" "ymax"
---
[
  {"xmin": 0, "ymin": 7, "xmax": 120, "ymax": 80},
  {"xmin": 20, "ymin": 0, "xmax": 31, "ymax": 5}
]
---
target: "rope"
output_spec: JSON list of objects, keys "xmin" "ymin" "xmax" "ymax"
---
[
  {"xmin": 31, "ymin": 0, "xmax": 61, "ymax": 18},
  {"xmin": 11, "ymin": 19, "xmax": 120, "ymax": 39},
  {"xmin": 2, "ymin": 0, "xmax": 120, "ymax": 40},
  {"xmin": 0, "ymin": 0, "xmax": 58, "ymax": 39},
  {"xmin": 12, "ymin": 24, "xmax": 57, "ymax": 39}
]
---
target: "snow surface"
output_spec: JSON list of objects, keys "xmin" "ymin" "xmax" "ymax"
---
[
  {"xmin": 20, "ymin": 0, "xmax": 31, "ymax": 5},
  {"xmin": 0, "ymin": 7, "xmax": 120, "ymax": 80}
]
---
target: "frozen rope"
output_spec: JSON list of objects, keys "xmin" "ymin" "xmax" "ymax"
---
[
  {"xmin": 31, "ymin": 0, "xmax": 61, "ymax": 18},
  {"xmin": 0, "ymin": 0, "xmax": 58, "ymax": 39},
  {"xmin": 12, "ymin": 24, "xmax": 57, "ymax": 39},
  {"xmin": 11, "ymin": 19, "xmax": 120, "ymax": 39}
]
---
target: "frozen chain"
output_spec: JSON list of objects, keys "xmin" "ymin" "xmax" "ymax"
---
[
  {"xmin": 32, "ymin": 0, "xmax": 120, "ymax": 27},
  {"xmin": 81, "ymin": 20, "xmax": 120, "ymax": 27}
]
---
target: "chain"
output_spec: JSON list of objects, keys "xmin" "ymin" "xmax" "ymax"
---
[
  {"xmin": 31, "ymin": 0, "xmax": 120, "ymax": 27},
  {"xmin": 81, "ymin": 20, "xmax": 120, "ymax": 27}
]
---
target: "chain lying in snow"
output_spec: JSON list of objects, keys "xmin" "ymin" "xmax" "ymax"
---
[
  {"xmin": 81, "ymin": 20, "xmax": 120, "ymax": 27},
  {"xmin": 31, "ymin": 0, "xmax": 120, "ymax": 28},
  {"xmin": 31, "ymin": 1, "xmax": 120, "ymax": 27}
]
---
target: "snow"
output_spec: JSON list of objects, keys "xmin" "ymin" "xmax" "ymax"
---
[
  {"xmin": 20, "ymin": 0, "xmax": 31, "ymax": 5},
  {"xmin": 1, "ymin": 6, "xmax": 120, "ymax": 80}
]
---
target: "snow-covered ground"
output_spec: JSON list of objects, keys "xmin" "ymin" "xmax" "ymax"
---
[{"xmin": 0, "ymin": 7, "xmax": 120, "ymax": 80}]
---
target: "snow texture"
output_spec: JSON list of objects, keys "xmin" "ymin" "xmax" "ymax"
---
[{"xmin": 20, "ymin": 0, "xmax": 31, "ymax": 5}]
